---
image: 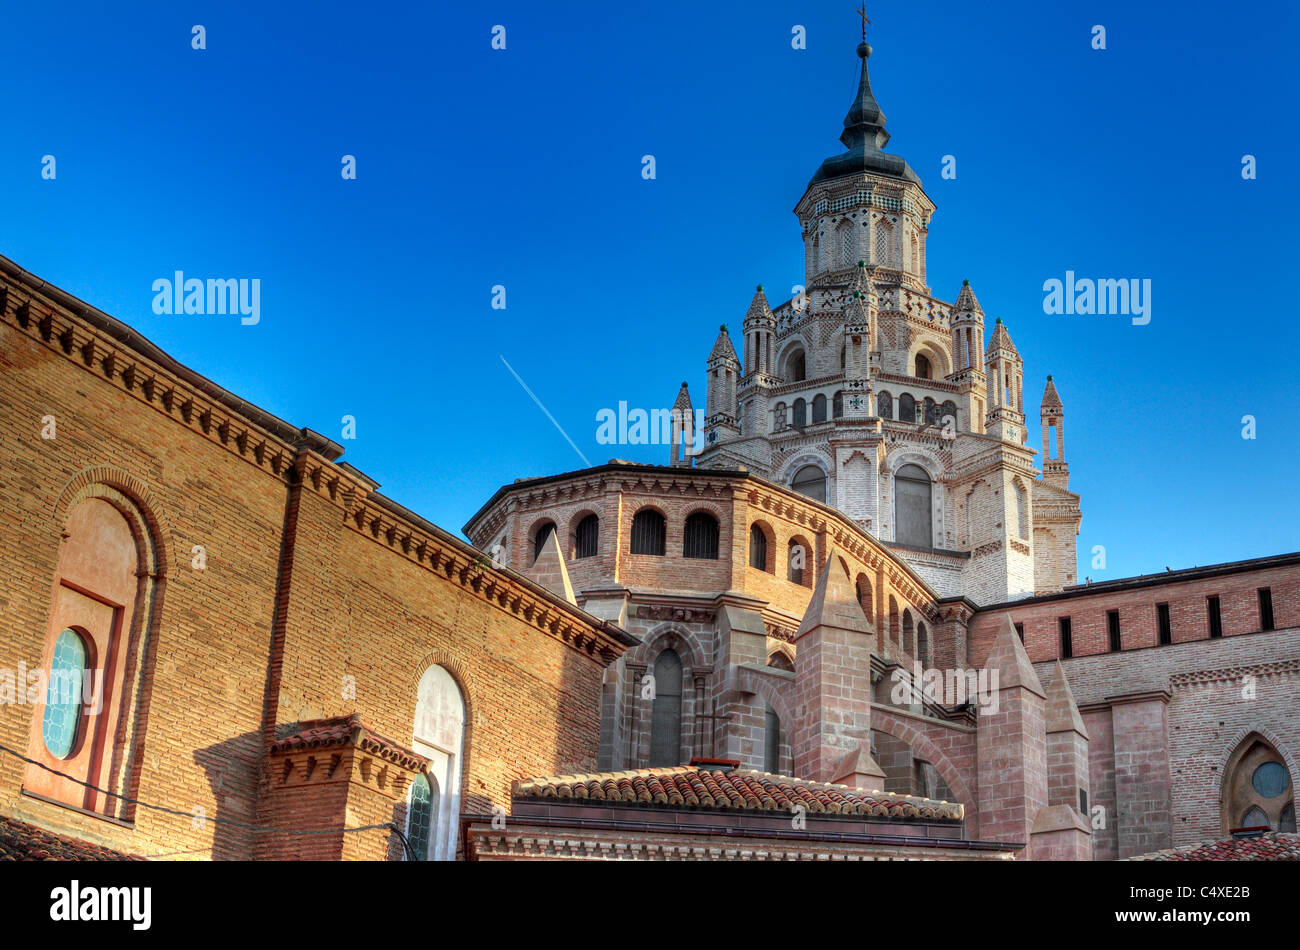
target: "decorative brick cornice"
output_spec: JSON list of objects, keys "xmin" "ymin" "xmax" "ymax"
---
[
  {"xmin": 1170, "ymin": 659, "xmax": 1300, "ymax": 689},
  {"xmin": 337, "ymin": 495, "xmax": 632, "ymax": 662},
  {"xmin": 0, "ymin": 273, "xmax": 333, "ymax": 484}
]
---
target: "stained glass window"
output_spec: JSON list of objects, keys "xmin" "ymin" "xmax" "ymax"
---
[
  {"xmin": 1252, "ymin": 761, "xmax": 1289, "ymax": 798},
  {"xmin": 42, "ymin": 629, "xmax": 86, "ymax": 760},
  {"xmin": 406, "ymin": 774, "xmax": 432, "ymax": 860}
]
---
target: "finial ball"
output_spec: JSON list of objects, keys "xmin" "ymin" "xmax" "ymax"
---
[
  {"xmin": 857, "ymin": 42, "xmax": 872, "ymax": 59},
  {"xmin": 756, "ymin": 284, "xmax": 764, "ymax": 292}
]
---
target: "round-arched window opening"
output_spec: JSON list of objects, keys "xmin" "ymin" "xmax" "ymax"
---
[
  {"xmin": 915, "ymin": 354, "xmax": 931, "ymax": 380},
  {"xmin": 532, "ymin": 522, "xmax": 556, "ymax": 563},
  {"xmin": 1252, "ymin": 761, "xmax": 1290, "ymax": 798},
  {"xmin": 895, "ymin": 464, "xmax": 933, "ymax": 549},
  {"xmin": 405, "ymin": 773, "xmax": 434, "ymax": 861},
  {"xmin": 791, "ymin": 465, "xmax": 826, "ymax": 503},
  {"xmin": 42, "ymin": 629, "xmax": 87, "ymax": 760},
  {"xmin": 788, "ymin": 350, "xmax": 806, "ymax": 382}
]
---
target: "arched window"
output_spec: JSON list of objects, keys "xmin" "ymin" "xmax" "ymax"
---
[
  {"xmin": 788, "ymin": 538, "xmax": 811, "ymax": 587},
  {"xmin": 839, "ymin": 345, "xmax": 846, "ymax": 371},
  {"xmin": 1221, "ymin": 735, "xmax": 1295, "ymax": 834},
  {"xmin": 630, "ymin": 509, "xmax": 666, "ymax": 555},
  {"xmin": 903, "ymin": 610, "xmax": 915, "ymax": 656},
  {"xmin": 574, "ymin": 514, "xmax": 599, "ymax": 559},
  {"xmin": 895, "ymin": 464, "xmax": 933, "ymax": 548},
  {"xmin": 915, "ymin": 354, "xmax": 931, "ymax": 380},
  {"xmin": 28, "ymin": 495, "xmax": 160, "ymax": 817},
  {"xmin": 649, "ymin": 650, "xmax": 683, "ymax": 766},
  {"xmin": 749, "ymin": 524, "xmax": 769, "ymax": 571},
  {"xmin": 412, "ymin": 665, "xmax": 465, "ymax": 861},
  {"xmin": 832, "ymin": 391, "xmax": 844, "ymax": 418},
  {"xmin": 888, "ymin": 595, "xmax": 900, "ymax": 645},
  {"xmin": 837, "ymin": 219, "xmax": 854, "ymax": 269},
  {"xmin": 874, "ymin": 219, "xmax": 892, "ymax": 268},
  {"xmin": 791, "ymin": 465, "xmax": 826, "ymax": 503},
  {"xmin": 924, "ymin": 397, "xmax": 940, "ymax": 426},
  {"xmin": 855, "ymin": 575, "xmax": 874, "ymax": 625},
  {"xmin": 898, "ymin": 393, "xmax": 916, "ymax": 423},
  {"xmin": 877, "ymin": 391, "xmax": 893, "ymax": 419},
  {"xmin": 787, "ymin": 349, "xmax": 806, "ymax": 382},
  {"xmin": 941, "ymin": 400, "xmax": 958, "ymax": 430},
  {"xmin": 792, "ymin": 398, "xmax": 807, "ymax": 427},
  {"xmin": 41, "ymin": 629, "xmax": 88, "ymax": 760},
  {"xmin": 812, "ymin": 393, "xmax": 827, "ymax": 423},
  {"xmin": 404, "ymin": 773, "xmax": 434, "ymax": 861},
  {"xmin": 683, "ymin": 512, "xmax": 719, "ymax": 559},
  {"xmin": 917, "ymin": 621, "xmax": 930, "ymax": 665},
  {"xmin": 532, "ymin": 521, "xmax": 556, "ymax": 563},
  {"xmin": 1015, "ymin": 481, "xmax": 1028, "ymax": 539},
  {"xmin": 767, "ymin": 651, "xmax": 794, "ymax": 672},
  {"xmin": 764, "ymin": 703, "xmax": 782, "ymax": 774}
]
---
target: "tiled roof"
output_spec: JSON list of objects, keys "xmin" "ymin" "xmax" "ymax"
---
[
  {"xmin": 516, "ymin": 766, "xmax": 963, "ymax": 821},
  {"xmin": 1124, "ymin": 832, "xmax": 1300, "ymax": 861},
  {"xmin": 270, "ymin": 712, "xmax": 427, "ymax": 771},
  {"xmin": 0, "ymin": 816, "xmax": 144, "ymax": 861}
]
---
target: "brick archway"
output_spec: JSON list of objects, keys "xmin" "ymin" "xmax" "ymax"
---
[{"xmin": 871, "ymin": 707, "xmax": 973, "ymax": 810}]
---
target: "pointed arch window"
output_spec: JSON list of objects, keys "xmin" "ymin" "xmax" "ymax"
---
[
  {"xmin": 764, "ymin": 703, "xmax": 782, "ymax": 774},
  {"xmin": 1221, "ymin": 735, "xmax": 1294, "ymax": 834},
  {"xmin": 649, "ymin": 650, "xmax": 683, "ymax": 767}
]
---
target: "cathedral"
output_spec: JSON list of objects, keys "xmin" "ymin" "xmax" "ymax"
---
[
  {"xmin": 689, "ymin": 38, "xmax": 1081, "ymax": 605},
  {"xmin": 0, "ymin": 35, "xmax": 1295, "ymax": 864}
]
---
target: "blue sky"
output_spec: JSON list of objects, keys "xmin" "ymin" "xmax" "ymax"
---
[{"xmin": 3, "ymin": 1, "xmax": 1296, "ymax": 581}]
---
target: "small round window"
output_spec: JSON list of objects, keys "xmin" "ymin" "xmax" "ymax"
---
[
  {"xmin": 1252, "ymin": 761, "xmax": 1290, "ymax": 798},
  {"xmin": 41, "ymin": 629, "xmax": 87, "ymax": 760}
]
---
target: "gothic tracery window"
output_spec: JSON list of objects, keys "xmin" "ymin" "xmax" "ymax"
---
[{"xmin": 649, "ymin": 649, "xmax": 683, "ymax": 767}]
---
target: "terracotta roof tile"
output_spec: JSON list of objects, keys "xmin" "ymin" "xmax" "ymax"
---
[
  {"xmin": 517, "ymin": 766, "xmax": 963, "ymax": 821},
  {"xmin": 270, "ymin": 712, "xmax": 427, "ymax": 772},
  {"xmin": 1124, "ymin": 832, "xmax": 1300, "ymax": 861},
  {"xmin": 0, "ymin": 816, "xmax": 144, "ymax": 861}
]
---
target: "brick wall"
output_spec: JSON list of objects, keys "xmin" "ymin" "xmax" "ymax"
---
[{"xmin": 0, "ymin": 270, "xmax": 625, "ymax": 861}]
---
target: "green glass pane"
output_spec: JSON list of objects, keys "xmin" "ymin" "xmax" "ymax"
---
[
  {"xmin": 407, "ymin": 774, "xmax": 432, "ymax": 860},
  {"xmin": 41, "ymin": 629, "xmax": 86, "ymax": 760}
]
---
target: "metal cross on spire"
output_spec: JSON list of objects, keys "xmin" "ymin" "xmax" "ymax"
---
[{"xmin": 857, "ymin": 5, "xmax": 871, "ymax": 42}]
